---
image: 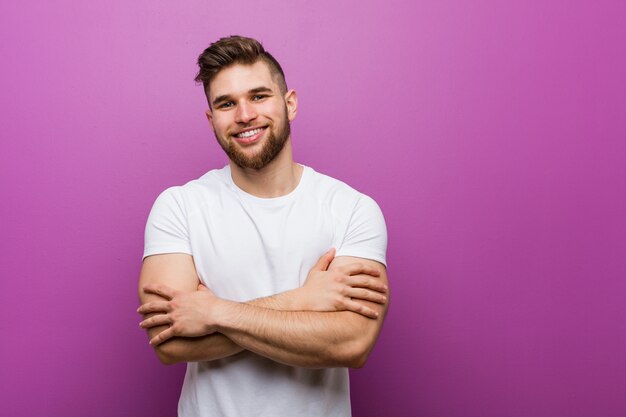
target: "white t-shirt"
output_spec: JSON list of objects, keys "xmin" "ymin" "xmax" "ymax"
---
[{"xmin": 144, "ymin": 165, "xmax": 387, "ymax": 417}]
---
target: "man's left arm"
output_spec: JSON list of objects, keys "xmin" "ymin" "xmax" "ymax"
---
[{"xmin": 216, "ymin": 255, "xmax": 389, "ymax": 368}]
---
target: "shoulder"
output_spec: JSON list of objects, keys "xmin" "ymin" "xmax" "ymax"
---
[
  {"xmin": 306, "ymin": 167, "xmax": 382, "ymax": 213},
  {"xmin": 152, "ymin": 166, "xmax": 231, "ymax": 205},
  {"xmin": 306, "ymin": 167, "xmax": 361, "ymax": 201},
  {"xmin": 306, "ymin": 168, "xmax": 387, "ymax": 265},
  {"xmin": 182, "ymin": 166, "xmax": 231, "ymax": 196}
]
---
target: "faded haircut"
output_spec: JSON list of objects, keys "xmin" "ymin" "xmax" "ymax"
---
[{"xmin": 195, "ymin": 35, "xmax": 287, "ymax": 102}]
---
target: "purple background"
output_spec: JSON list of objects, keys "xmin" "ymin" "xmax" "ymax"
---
[{"xmin": 2, "ymin": 1, "xmax": 625, "ymax": 416}]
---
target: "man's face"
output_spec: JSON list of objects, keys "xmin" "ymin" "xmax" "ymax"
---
[{"xmin": 206, "ymin": 61, "xmax": 297, "ymax": 170}]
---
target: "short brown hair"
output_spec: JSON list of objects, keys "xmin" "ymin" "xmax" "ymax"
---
[{"xmin": 195, "ymin": 36, "xmax": 287, "ymax": 99}]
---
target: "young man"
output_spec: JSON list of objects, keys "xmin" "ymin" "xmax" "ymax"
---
[{"xmin": 138, "ymin": 36, "xmax": 389, "ymax": 417}]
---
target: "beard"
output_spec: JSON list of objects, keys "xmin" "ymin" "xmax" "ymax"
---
[{"xmin": 215, "ymin": 109, "xmax": 291, "ymax": 170}]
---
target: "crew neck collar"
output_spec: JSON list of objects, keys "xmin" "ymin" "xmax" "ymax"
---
[{"xmin": 223, "ymin": 164, "xmax": 311, "ymax": 206}]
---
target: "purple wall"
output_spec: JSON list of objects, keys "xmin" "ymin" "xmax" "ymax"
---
[{"xmin": 2, "ymin": 1, "xmax": 625, "ymax": 416}]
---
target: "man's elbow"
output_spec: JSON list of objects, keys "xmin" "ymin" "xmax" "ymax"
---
[
  {"xmin": 333, "ymin": 337, "xmax": 375, "ymax": 369},
  {"xmin": 337, "ymin": 311, "xmax": 386, "ymax": 368},
  {"xmin": 153, "ymin": 343, "xmax": 183, "ymax": 366},
  {"xmin": 341, "ymin": 352, "xmax": 369, "ymax": 369},
  {"xmin": 155, "ymin": 352, "xmax": 177, "ymax": 366},
  {"xmin": 347, "ymin": 344, "xmax": 374, "ymax": 369}
]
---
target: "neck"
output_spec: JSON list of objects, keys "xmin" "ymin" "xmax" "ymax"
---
[{"xmin": 229, "ymin": 139, "xmax": 303, "ymax": 198}]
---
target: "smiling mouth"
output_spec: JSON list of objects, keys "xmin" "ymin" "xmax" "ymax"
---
[
  {"xmin": 235, "ymin": 127, "xmax": 265, "ymax": 138},
  {"xmin": 232, "ymin": 127, "xmax": 267, "ymax": 144}
]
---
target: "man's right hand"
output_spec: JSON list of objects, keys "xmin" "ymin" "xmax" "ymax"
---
[{"xmin": 293, "ymin": 248, "xmax": 388, "ymax": 319}]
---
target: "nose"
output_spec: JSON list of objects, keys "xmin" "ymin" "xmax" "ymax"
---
[{"xmin": 235, "ymin": 101, "xmax": 257, "ymax": 124}]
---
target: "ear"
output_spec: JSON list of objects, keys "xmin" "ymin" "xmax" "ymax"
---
[
  {"xmin": 284, "ymin": 89, "xmax": 298, "ymax": 122},
  {"xmin": 205, "ymin": 109, "xmax": 214, "ymax": 129}
]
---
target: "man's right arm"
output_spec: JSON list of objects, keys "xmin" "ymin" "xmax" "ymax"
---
[{"xmin": 138, "ymin": 253, "xmax": 243, "ymax": 365}]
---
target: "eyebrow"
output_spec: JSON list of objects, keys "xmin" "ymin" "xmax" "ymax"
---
[{"xmin": 212, "ymin": 86, "xmax": 274, "ymax": 107}]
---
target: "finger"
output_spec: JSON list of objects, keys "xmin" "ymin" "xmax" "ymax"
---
[
  {"xmin": 150, "ymin": 327, "xmax": 175, "ymax": 346},
  {"xmin": 342, "ymin": 299, "xmax": 379, "ymax": 319},
  {"xmin": 143, "ymin": 283, "xmax": 177, "ymax": 300},
  {"xmin": 140, "ymin": 314, "xmax": 171, "ymax": 329},
  {"xmin": 137, "ymin": 301, "xmax": 171, "ymax": 315},
  {"xmin": 340, "ymin": 263, "xmax": 380, "ymax": 277},
  {"xmin": 312, "ymin": 248, "xmax": 336, "ymax": 271},
  {"xmin": 345, "ymin": 276, "xmax": 387, "ymax": 293},
  {"xmin": 344, "ymin": 287, "xmax": 387, "ymax": 305}
]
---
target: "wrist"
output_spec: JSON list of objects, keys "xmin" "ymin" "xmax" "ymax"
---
[
  {"xmin": 212, "ymin": 299, "xmax": 240, "ymax": 332},
  {"xmin": 262, "ymin": 288, "xmax": 302, "ymax": 311},
  {"xmin": 288, "ymin": 287, "xmax": 309, "ymax": 311}
]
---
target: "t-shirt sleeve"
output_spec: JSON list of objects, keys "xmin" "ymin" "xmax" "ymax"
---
[
  {"xmin": 143, "ymin": 187, "xmax": 192, "ymax": 259},
  {"xmin": 336, "ymin": 194, "xmax": 388, "ymax": 266}
]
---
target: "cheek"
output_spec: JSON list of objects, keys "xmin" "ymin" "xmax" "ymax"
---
[
  {"xmin": 211, "ymin": 118, "xmax": 230, "ymax": 134},
  {"xmin": 267, "ymin": 104, "xmax": 289, "ymax": 120}
]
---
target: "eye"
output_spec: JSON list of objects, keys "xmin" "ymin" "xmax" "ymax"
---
[
  {"xmin": 218, "ymin": 101, "xmax": 234, "ymax": 109},
  {"xmin": 252, "ymin": 94, "xmax": 267, "ymax": 101}
]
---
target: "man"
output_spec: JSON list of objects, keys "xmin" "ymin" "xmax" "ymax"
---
[{"xmin": 137, "ymin": 36, "xmax": 389, "ymax": 416}]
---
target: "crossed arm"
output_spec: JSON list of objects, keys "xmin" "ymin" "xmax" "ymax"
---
[{"xmin": 137, "ymin": 250, "xmax": 389, "ymax": 368}]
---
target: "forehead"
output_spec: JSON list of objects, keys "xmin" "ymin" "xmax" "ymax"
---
[{"xmin": 208, "ymin": 61, "xmax": 279, "ymax": 101}]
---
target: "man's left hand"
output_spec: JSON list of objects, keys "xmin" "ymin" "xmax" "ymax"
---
[{"xmin": 138, "ymin": 283, "xmax": 220, "ymax": 346}]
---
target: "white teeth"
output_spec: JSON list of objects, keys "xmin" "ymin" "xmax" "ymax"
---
[{"xmin": 236, "ymin": 128, "xmax": 262, "ymax": 138}]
